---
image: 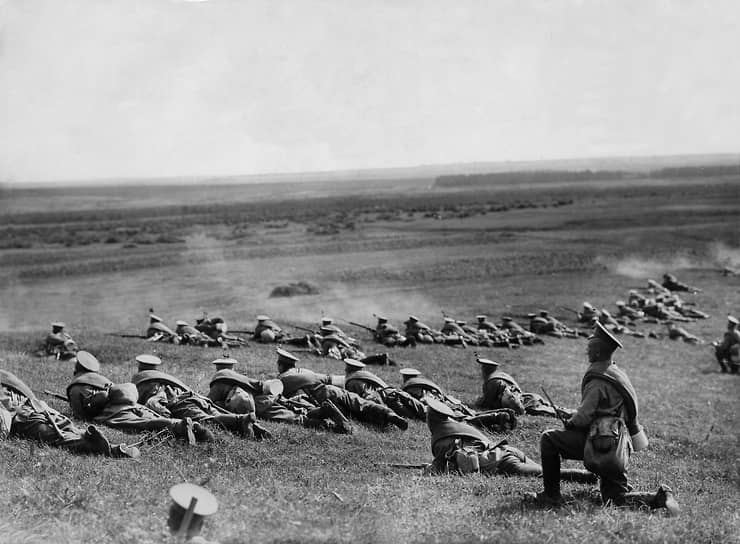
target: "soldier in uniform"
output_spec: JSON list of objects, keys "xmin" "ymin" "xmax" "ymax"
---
[
  {"xmin": 713, "ymin": 315, "xmax": 740, "ymax": 373},
  {"xmin": 665, "ymin": 322, "xmax": 701, "ymax": 344},
  {"xmin": 615, "ymin": 301, "xmax": 644, "ymax": 322},
  {"xmin": 253, "ymin": 315, "xmax": 286, "ymax": 343},
  {"xmin": 275, "ymin": 348, "xmax": 408, "ymax": 430},
  {"xmin": 344, "ymin": 360, "xmax": 426, "ymax": 420},
  {"xmin": 43, "ymin": 322, "xmax": 79, "ymax": 359},
  {"xmin": 1, "ymin": 369, "xmax": 138, "ymax": 458},
  {"xmin": 319, "ymin": 318, "xmax": 360, "ymax": 348},
  {"xmin": 534, "ymin": 322, "xmax": 679, "ymax": 515},
  {"xmin": 425, "ymin": 398, "xmax": 596, "ymax": 482},
  {"xmin": 132, "ymin": 357, "xmax": 271, "ymax": 440},
  {"xmin": 375, "ymin": 316, "xmax": 410, "ymax": 347},
  {"xmin": 662, "ymin": 273, "xmax": 699, "ymax": 293},
  {"xmin": 577, "ymin": 303, "xmax": 599, "ymax": 324},
  {"xmin": 145, "ymin": 310, "xmax": 177, "ymax": 342},
  {"xmin": 66, "ymin": 351, "xmax": 213, "ymax": 443},
  {"xmin": 399, "ymin": 368, "xmax": 517, "ymax": 432},
  {"xmin": 175, "ymin": 320, "xmax": 218, "ymax": 347},
  {"xmin": 500, "ymin": 316, "xmax": 542, "ymax": 345},
  {"xmin": 404, "ymin": 316, "xmax": 441, "ymax": 344},
  {"xmin": 195, "ymin": 314, "xmax": 247, "ymax": 346},
  {"xmin": 439, "ymin": 318, "xmax": 472, "ymax": 347},
  {"xmin": 475, "ymin": 315, "xmax": 513, "ymax": 347},
  {"xmin": 207, "ymin": 359, "xmax": 352, "ymax": 434},
  {"xmin": 599, "ymin": 309, "xmax": 645, "ymax": 338},
  {"xmin": 476, "ymin": 358, "xmax": 570, "ymax": 418}
]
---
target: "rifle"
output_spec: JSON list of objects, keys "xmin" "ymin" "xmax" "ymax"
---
[
  {"xmin": 541, "ymin": 387, "xmax": 568, "ymax": 425},
  {"xmin": 375, "ymin": 462, "xmax": 428, "ymax": 469},
  {"xmin": 43, "ymin": 390, "xmax": 69, "ymax": 402},
  {"xmin": 107, "ymin": 332, "xmax": 147, "ymax": 339},
  {"xmin": 286, "ymin": 323, "xmax": 315, "ymax": 334},
  {"xmin": 349, "ymin": 321, "xmax": 376, "ymax": 334},
  {"xmin": 560, "ymin": 306, "xmax": 579, "ymax": 315},
  {"xmin": 227, "ymin": 330, "xmax": 254, "ymax": 335}
]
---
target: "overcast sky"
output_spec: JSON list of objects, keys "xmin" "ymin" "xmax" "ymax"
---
[{"xmin": 1, "ymin": 0, "xmax": 739, "ymax": 183}]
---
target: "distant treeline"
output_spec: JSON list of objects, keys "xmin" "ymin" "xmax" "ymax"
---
[{"xmin": 435, "ymin": 164, "xmax": 739, "ymax": 187}]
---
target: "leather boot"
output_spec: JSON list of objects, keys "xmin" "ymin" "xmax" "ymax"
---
[
  {"xmin": 541, "ymin": 454, "xmax": 562, "ymax": 500},
  {"xmin": 322, "ymin": 400, "xmax": 353, "ymax": 434}
]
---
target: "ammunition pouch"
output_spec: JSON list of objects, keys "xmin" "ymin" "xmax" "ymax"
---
[{"xmin": 583, "ymin": 415, "xmax": 631, "ymax": 478}]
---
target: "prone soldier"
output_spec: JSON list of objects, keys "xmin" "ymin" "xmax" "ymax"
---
[
  {"xmin": 662, "ymin": 273, "xmax": 700, "ymax": 293},
  {"xmin": 374, "ymin": 316, "xmax": 411, "ymax": 347},
  {"xmin": 424, "ymin": 397, "xmax": 595, "ymax": 482},
  {"xmin": 66, "ymin": 352, "xmax": 213, "ymax": 444},
  {"xmin": 207, "ymin": 358, "xmax": 352, "ymax": 434},
  {"xmin": 146, "ymin": 311, "xmax": 178, "ymax": 343},
  {"xmin": 1, "ymin": 369, "xmax": 138, "ymax": 458},
  {"xmin": 132, "ymin": 355, "xmax": 271, "ymax": 440},
  {"xmin": 665, "ymin": 322, "xmax": 702, "ymax": 344},
  {"xmin": 275, "ymin": 348, "xmax": 408, "ymax": 430},
  {"xmin": 344, "ymin": 360, "xmax": 426, "ymax": 420},
  {"xmin": 42, "ymin": 322, "xmax": 79, "ymax": 359}
]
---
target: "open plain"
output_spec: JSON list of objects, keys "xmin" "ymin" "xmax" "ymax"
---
[{"xmin": 1, "ymin": 170, "xmax": 739, "ymax": 543}]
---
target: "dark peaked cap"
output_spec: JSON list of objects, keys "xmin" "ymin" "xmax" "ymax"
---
[{"xmin": 590, "ymin": 321, "xmax": 623, "ymax": 352}]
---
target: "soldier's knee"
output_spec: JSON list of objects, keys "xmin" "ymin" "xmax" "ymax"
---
[{"xmin": 540, "ymin": 429, "xmax": 559, "ymax": 456}]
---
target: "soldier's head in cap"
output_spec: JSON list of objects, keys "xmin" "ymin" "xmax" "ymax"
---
[
  {"xmin": 476, "ymin": 357, "xmax": 499, "ymax": 379},
  {"xmin": 167, "ymin": 483, "xmax": 218, "ymax": 540},
  {"xmin": 344, "ymin": 358, "xmax": 365, "ymax": 374},
  {"xmin": 443, "ymin": 317, "xmax": 454, "ymax": 324},
  {"xmin": 276, "ymin": 348, "xmax": 299, "ymax": 373},
  {"xmin": 456, "ymin": 320, "xmax": 466, "ymax": 326},
  {"xmin": 212, "ymin": 357, "xmax": 237, "ymax": 371},
  {"xmin": 501, "ymin": 316, "xmax": 513, "ymax": 323},
  {"xmin": 726, "ymin": 315, "xmax": 739, "ymax": 330},
  {"xmin": 615, "ymin": 300, "xmax": 625, "ymax": 307},
  {"xmin": 175, "ymin": 320, "xmax": 189, "ymax": 329},
  {"xmin": 476, "ymin": 315, "xmax": 487, "ymax": 322},
  {"xmin": 425, "ymin": 397, "xmax": 459, "ymax": 428},
  {"xmin": 399, "ymin": 368, "xmax": 421, "ymax": 383},
  {"xmin": 51, "ymin": 322, "xmax": 65, "ymax": 332},
  {"xmin": 583, "ymin": 302, "xmax": 594, "ymax": 311},
  {"xmin": 321, "ymin": 317, "xmax": 333, "ymax": 325},
  {"xmin": 73, "ymin": 350, "xmax": 101, "ymax": 375},
  {"xmin": 136, "ymin": 354, "xmax": 162, "ymax": 372},
  {"xmin": 408, "ymin": 315, "xmax": 419, "ymax": 323},
  {"xmin": 587, "ymin": 322, "xmax": 623, "ymax": 363},
  {"xmin": 376, "ymin": 315, "xmax": 388, "ymax": 325},
  {"xmin": 539, "ymin": 310, "xmax": 549, "ymax": 317}
]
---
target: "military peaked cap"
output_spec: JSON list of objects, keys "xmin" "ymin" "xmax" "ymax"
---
[
  {"xmin": 426, "ymin": 397, "xmax": 457, "ymax": 419},
  {"xmin": 75, "ymin": 351, "xmax": 101, "ymax": 372},
  {"xmin": 590, "ymin": 321, "xmax": 623, "ymax": 351}
]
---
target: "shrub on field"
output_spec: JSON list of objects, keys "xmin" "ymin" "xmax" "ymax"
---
[{"xmin": 268, "ymin": 281, "xmax": 320, "ymax": 298}]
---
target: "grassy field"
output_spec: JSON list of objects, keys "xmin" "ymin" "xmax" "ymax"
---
[{"xmin": 1, "ymin": 173, "xmax": 739, "ymax": 543}]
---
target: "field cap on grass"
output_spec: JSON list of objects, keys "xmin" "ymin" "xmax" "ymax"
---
[
  {"xmin": 426, "ymin": 397, "xmax": 457, "ymax": 419},
  {"xmin": 727, "ymin": 315, "xmax": 739, "ymax": 326},
  {"xmin": 135, "ymin": 354, "xmax": 162, "ymax": 370},
  {"xmin": 276, "ymin": 348, "xmax": 298, "ymax": 366},
  {"xmin": 168, "ymin": 483, "xmax": 218, "ymax": 539},
  {"xmin": 51, "ymin": 322, "xmax": 66, "ymax": 329},
  {"xmin": 256, "ymin": 315, "xmax": 270, "ymax": 322},
  {"xmin": 476, "ymin": 357, "xmax": 499, "ymax": 370},
  {"xmin": 590, "ymin": 322, "xmax": 623, "ymax": 352},
  {"xmin": 344, "ymin": 359, "xmax": 365, "ymax": 372},
  {"xmin": 399, "ymin": 368, "xmax": 421, "ymax": 380},
  {"xmin": 212, "ymin": 358, "xmax": 237, "ymax": 371},
  {"xmin": 75, "ymin": 351, "xmax": 100, "ymax": 373}
]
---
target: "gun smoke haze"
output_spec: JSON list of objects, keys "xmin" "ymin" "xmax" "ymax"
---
[{"xmin": 600, "ymin": 241, "xmax": 740, "ymax": 279}]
